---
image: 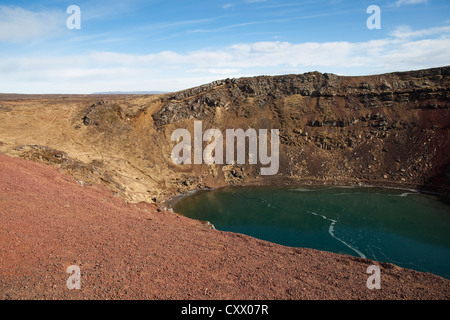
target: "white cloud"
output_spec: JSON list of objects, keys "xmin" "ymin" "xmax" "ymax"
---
[
  {"xmin": 188, "ymin": 68, "xmax": 240, "ymax": 74},
  {"xmin": 222, "ymin": 3, "xmax": 235, "ymax": 9},
  {"xmin": 391, "ymin": 25, "xmax": 450, "ymax": 39},
  {"xmin": 395, "ymin": 0, "xmax": 428, "ymax": 7},
  {"xmin": 1, "ymin": 25, "xmax": 450, "ymax": 93},
  {"xmin": 0, "ymin": 6, "xmax": 65, "ymax": 43}
]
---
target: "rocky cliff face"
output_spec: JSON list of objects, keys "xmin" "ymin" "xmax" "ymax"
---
[
  {"xmin": 1, "ymin": 67, "xmax": 449, "ymax": 203},
  {"xmin": 151, "ymin": 66, "xmax": 450, "ymax": 199},
  {"xmin": 154, "ymin": 68, "xmax": 449, "ymax": 124}
]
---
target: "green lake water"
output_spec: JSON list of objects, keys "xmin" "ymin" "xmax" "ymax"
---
[{"xmin": 174, "ymin": 186, "xmax": 450, "ymax": 279}]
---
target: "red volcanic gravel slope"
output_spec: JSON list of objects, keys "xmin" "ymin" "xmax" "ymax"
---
[{"xmin": 0, "ymin": 153, "xmax": 449, "ymax": 300}]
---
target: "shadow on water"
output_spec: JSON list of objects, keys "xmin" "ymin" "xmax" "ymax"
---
[{"xmin": 419, "ymin": 165, "xmax": 450, "ymax": 207}]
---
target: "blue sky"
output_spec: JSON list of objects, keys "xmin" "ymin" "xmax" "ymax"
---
[{"xmin": 1, "ymin": 0, "xmax": 449, "ymax": 93}]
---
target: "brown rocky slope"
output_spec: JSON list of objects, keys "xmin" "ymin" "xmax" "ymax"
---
[{"xmin": 0, "ymin": 153, "xmax": 449, "ymax": 300}]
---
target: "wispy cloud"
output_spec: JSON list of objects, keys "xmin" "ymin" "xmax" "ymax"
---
[
  {"xmin": 0, "ymin": 5, "xmax": 65, "ymax": 43},
  {"xmin": 391, "ymin": 25, "xmax": 450, "ymax": 39},
  {"xmin": 222, "ymin": 3, "xmax": 235, "ymax": 9},
  {"xmin": 395, "ymin": 0, "xmax": 428, "ymax": 7},
  {"xmin": 188, "ymin": 68, "xmax": 240, "ymax": 74}
]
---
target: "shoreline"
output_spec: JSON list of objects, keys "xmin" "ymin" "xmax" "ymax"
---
[
  {"xmin": 167, "ymin": 181, "xmax": 450, "ymax": 280},
  {"xmin": 165, "ymin": 178, "xmax": 450, "ymax": 211}
]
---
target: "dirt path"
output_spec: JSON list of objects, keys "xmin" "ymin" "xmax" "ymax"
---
[{"xmin": 0, "ymin": 154, "xmax": 449, "ymax": 300}]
